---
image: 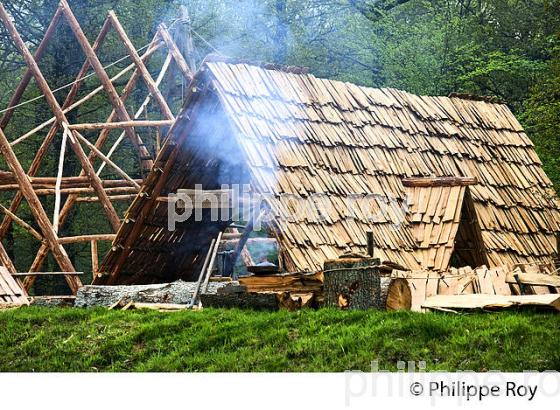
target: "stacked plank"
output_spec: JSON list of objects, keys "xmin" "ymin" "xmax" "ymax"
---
[
  {"xmin": 0, "ymin": 267, "xmax": 29, "ymax": 308},
  {"xmin": 393, "ymin": 264, "xmax": 560, "ymax": 312}
]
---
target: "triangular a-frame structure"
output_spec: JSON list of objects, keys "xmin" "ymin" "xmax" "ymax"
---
[{"xmin": 0, "ymin": 0, "xmax": 193, "ymax": 293}]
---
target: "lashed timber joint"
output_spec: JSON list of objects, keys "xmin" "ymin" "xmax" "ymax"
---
[{"xmin": 0, "ymin": 0, "xmax": 192, "ymax": 294}]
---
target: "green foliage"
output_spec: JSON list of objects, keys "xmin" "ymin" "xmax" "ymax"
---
[{"xmin": 0, "ymin": 307, "xmax": 559, "ymax": 372}]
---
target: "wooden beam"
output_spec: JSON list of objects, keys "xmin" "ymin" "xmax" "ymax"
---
[
  {"xmin": 58, "ymin": 234, "xmax": 116, "ymax": 245},
  {"xmin": 68, "ymin": 120, "xmax": 174, "ymax": 131},
  {"xmin": 0, "ymin": 203, "xmax": 43, "ymax": 241},
  {"xmin": 108, "ymin": 11, "xmax": 175, "ymax": 121},
  {"xmin": 11, "ymin": 272, "xmax": 83, "ymax": 277},
  {"xmin": 158, "ymin": 23, "xmax": 194, "ymax": 82},
  {"xmin": 59, "ymin": 0, "xmax": 153, "ymax": 170}
]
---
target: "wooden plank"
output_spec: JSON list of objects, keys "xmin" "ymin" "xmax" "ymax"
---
[
  {"xmin": 422, "ymin": 294, "xmax": 560, "ymax": 312},
  {"xmin": 505, "ymin": 271, "xmax": 560, "ymax": 287}
]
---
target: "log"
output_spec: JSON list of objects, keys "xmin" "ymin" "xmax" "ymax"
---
[
  {"xmin": 323, "ymin": 258, "xmax": 381, "ymax": 310},
  {"xmin": 68, "ymin": 120, "xmax": 174, "ymax": 131},
  {"xmin": 75, "ymin": 280, "xmax": 230, "ymax": 308},
  {"xmin": 384, "ymin": 278, "xmax": 413, "ymax": 311}
]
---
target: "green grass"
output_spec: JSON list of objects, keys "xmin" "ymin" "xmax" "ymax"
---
[{"xmin": 0, "ymin": 307, "xmax": 558, "ymax": 372}]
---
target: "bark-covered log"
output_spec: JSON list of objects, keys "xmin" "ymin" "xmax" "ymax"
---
[
  {"xmin": 200, "ymin": 291, "xmax": 280, "ymax": 310},
  {"xmin": 323, "ymin": 257, "xmax": 381, "ymax": 310},
  {"xmin": 75, "ymin": 280, "xmax": 229, "ymax": 308}
]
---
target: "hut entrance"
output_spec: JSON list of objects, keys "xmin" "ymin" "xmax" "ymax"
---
[{"xmin": 449, "ymin": 189, "xmax": 488, "ymax": 268}]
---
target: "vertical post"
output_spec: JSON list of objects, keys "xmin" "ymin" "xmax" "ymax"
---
[
  {"xmin": 367, "ymin": 231, "xmax": 375, "ymax": 257},
  {"xmin": 179, "ymin": 5, "xmax": 197, "ymax": 73},
  {"xmin": 91, "ymin": 240, "xmax": 99, "ymax": 280}
]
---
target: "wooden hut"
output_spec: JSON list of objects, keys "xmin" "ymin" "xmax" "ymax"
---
[{"xmin": 96, "ymin": 57, "xmax": 560, "ymax": 285}]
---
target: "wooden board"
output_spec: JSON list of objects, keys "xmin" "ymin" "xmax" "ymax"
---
[{"xmin": 422, "ymin": 294, "xmax": 560, "ymax": 312}]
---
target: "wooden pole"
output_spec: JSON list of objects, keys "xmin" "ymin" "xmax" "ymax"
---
[
  {"xmin": 68, "ymin": 120, "xmax": 174, "ymax": 131},
  {"xmin": 0, "ymin": 4, "xmax": 122, "ymax": 233},
  {"xmin": 59, "ymin": 0, "xmax": 154, "ymax": 170},
  {"xmin": 203, "ymin": 232, "xmax": 223, "ymax": 293},
  {"xmin": 158, "ymin": 24, "xmax": 194, "ymax": 82},
  {"xmin": 179, "ymin": 6, "xmax": 197, "ymax": 73},
  {"xmin": 91, "ymin": 240, "xmax": 99, "ymax": 280},
  {"xmin": 58, "ymin": 234, "xmax": 116, "ymax": 245},
  {"xmin": 188, "ymin": 238, "xmax": 216, "ymax": 308},
  {"xmin": 0, "ymin": 204, "xmax": 43, "ymax": 241},
  {"xmin": 108, "ymin": 11, "xmax": 175, "ymax": 121},
  {"xmin": 53, "ymin": 126, "xmax": 69, "ymax": 233}
]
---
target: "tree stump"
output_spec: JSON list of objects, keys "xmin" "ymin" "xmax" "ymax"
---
[{"xmin": 323, "ymin": 257, "xmax": 381, "ymax": 310}]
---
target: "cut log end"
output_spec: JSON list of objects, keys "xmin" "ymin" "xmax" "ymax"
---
[{"xmin": 386, "ymin": 278, "xmax": 412, "ymax": 311}]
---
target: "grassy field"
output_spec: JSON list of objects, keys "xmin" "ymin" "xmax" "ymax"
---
[{"xmin": 0, "ymin": 307, "xmax": 558, "ymax": 372}]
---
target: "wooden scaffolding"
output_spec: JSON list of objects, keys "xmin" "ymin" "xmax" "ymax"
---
[{"xmin": 0, "ymin": 0, "xmax": 194, "ymax": 295}]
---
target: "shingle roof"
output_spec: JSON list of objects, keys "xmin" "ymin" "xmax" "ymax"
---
[{"xmin": 97, "ymin": 60, "xmax": 560, "ymax": 284}]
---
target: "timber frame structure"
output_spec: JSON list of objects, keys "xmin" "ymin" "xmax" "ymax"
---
[{"xmin": 0, "ymin": 0, "xmax": 193, "ymax": 295}]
